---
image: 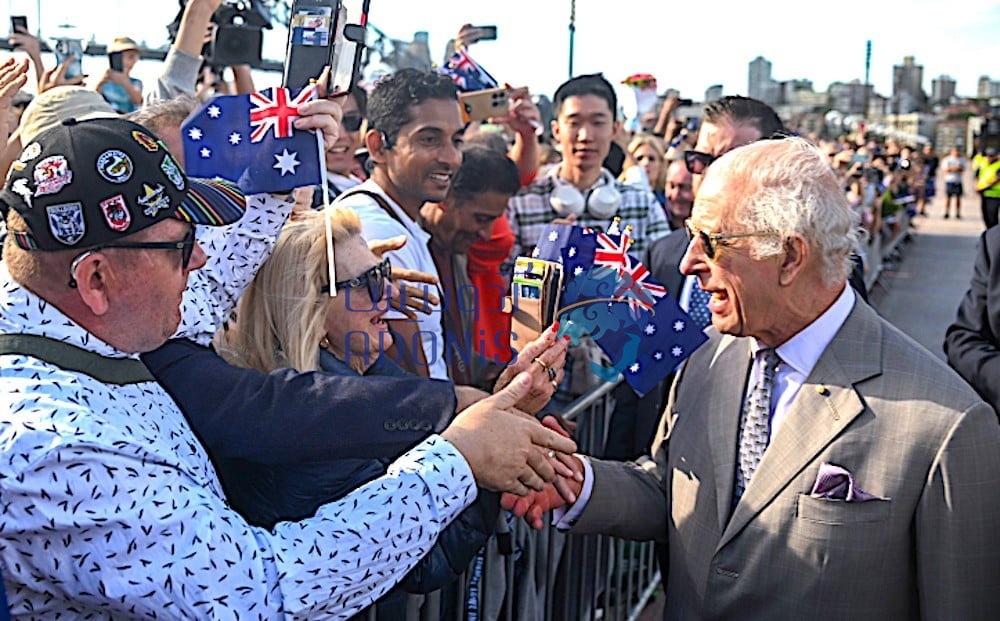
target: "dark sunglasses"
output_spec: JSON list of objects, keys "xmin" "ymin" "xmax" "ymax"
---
[
  {"xmin": 684, "ymin": 219, "xmax": 777, "ymax": 260},
  {"xmin": 322, "ymin": 256, "xmax": 391, "ymax": 303},
  {"xmin": 341, "ymin": 113, "xmax": 363, "ymax": 132},
  {"xmin": 684, "ymin": 149, "xmax": 717, "ymax": 175},
  {"xmin": 68, "ymin": 228, "xmax": 197, "ymax": 288}
]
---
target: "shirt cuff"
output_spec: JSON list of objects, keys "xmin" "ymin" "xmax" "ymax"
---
[
  {"xmin": 392, "ymin": 435, "xmax": 478, "ymax": 510},
  {"xmin": 552, "ymin": 454, "xmax": 594, "ymax": 529}
]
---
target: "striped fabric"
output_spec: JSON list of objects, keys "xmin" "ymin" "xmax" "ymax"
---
[{"xmin": 180, "ymin": 178, "xmax": 247, "ymax": 226}]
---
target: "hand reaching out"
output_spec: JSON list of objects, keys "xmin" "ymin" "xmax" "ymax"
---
[
  {"xmin": 368, "ymin": 235, "xmax": 441, "ymax": 319},
  {"xmin": 494, "ymin": 323, "xmax": 569, "ymax": 415}
]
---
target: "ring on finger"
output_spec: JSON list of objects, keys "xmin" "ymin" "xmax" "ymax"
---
[
  {"xmin": 533, "ymin": 356, "xmax": 549, "ymax": 371},
  {"xmin": 546, "ymin": 366, "xmax": 557, "ymax": 381},
  {"xmin": 550, "ymin": 379, "xmax": 559, "ymax": 390},
  {"xmin": 547, "ymin": 450, "xmax": 555, "ymax": 458}
]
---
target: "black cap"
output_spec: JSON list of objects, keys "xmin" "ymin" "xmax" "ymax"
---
[{"xmin": 0, "ymin": 117, "xmax": 246, "ymax": 251}]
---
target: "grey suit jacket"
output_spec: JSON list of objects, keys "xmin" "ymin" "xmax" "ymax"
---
[{"xmin": 571, "ymin": 298, "xmax": 1000, "ymax": 620}]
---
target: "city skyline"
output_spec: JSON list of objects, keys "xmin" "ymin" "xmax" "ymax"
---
[{"xmin": 6, "ymin": 0, "xmax": 999, "ymax": 114}]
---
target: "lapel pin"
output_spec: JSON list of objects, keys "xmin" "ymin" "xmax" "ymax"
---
[{"xmin": 815, "ymin": 385, "xmax": 839, "ymax": 419}]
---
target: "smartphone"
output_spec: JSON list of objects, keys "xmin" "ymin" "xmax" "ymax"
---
[
  {"xmin": 10, "ymin": 15, "xmax": 28, "ymax": 35},
  {"xmin": 109, "ymin": 51, "xmax": 124, "ymax": 72},
  {"xmin": 458, "ymin": 87, "xmax": 509, "ymax": 123},
  {"xmin": 282, "ymin": 0, "xmax": 370, "ymax": 95},
  {"xmin": 474, "ymin": 25, "xmax": 497, "ymax": 41},
  {"xmin": 54, "ymin": 38, "xmax": 84, "ymax": 79}
]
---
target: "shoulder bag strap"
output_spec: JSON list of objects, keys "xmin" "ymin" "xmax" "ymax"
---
[{"xmin": 0, "ymin": 333, "xmax": 154, "ymax": 385}]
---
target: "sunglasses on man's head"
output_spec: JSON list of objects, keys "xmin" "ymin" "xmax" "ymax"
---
[
  {"xmin": 684, "ymin": 150, "xmax": 717, "ymax": 175},
  {"xmin": 321, "ymin": 256, "xmax": 392, "ymax": 303}
]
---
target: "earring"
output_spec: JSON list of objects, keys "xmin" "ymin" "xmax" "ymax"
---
[{"xmin": 319, "ymin": 336, "xmax": 331, "ymax": 349}]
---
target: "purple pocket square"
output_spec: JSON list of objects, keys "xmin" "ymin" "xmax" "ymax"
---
[{"xmin": 810, "ymin": 462, "xmax": 883, "ymax": 502}]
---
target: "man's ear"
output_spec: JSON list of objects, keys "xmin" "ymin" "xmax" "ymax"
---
[
  {"xmin": 550, "ymin": 119, "xmax": 561, "ymax": 142},
  {"xmin": 365, "ymin": 129, "xmax": 387, "ymax": 164},
  {"xmin": 74, "ymin": 253, "xmax": 113, "ymax": 316},
  {"xmin": 778, "ymin": 234, "xmax": 809, "ymax": 286}
]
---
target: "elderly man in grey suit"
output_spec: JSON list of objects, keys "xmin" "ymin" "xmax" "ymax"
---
[{"xmin": 507, "ymin": 136, "xmax": 1000, "ymax": 620}]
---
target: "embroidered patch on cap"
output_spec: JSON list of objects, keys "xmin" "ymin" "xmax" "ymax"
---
[
  {"xmin": 160, "ymin": 154, "xmax": 185, "ymax": 191},
  {"xmin": 97, "ymin": 149, "xmax": 134, "ymax": 184},
  {"xmin": 137, "ymin": 183, "xmax": 170, "ymax": 217},
  {"xmin": 19, "ymin": 142, "xmax": 41, "ymax": 162},
  {"xmin": 11, "ymin": 178, "xmax": 33, "ymax": 208},
  {"xmin": 46, "ymin": 202, "xmax": 85, "ymax": 245},
  {"xmin": 100, "ymin": 194, "xmax": 132, "ymax": 232},
  {"xmin": 33, "ymin": 155, "xmax": 73, "ymax": 196},
  {"xmin": 131, "ymin": 130, "xmax": 160, "ymax": 152}
]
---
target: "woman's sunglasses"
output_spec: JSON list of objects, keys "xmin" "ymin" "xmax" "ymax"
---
[{"xmin": 322, "ymin": 257, "xmax": 391, "ymax": 303}]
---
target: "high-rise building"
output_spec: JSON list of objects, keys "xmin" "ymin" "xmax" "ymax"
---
[
  {"xmin": 748, "ymin": 56, "xmax": 775, "ymax": 103},
  {"xmin": 892, "ymin": 56, "xmax": 926, "ymax": 113},
  {"xmin": 705, "ymin": 84, "xmax": 723, "ymax": 103},
  {"xmin": 931, "ymin": 75, "xmax": 957, "ymax": 104},
  {"xmin": 978, "ymin": 75, "xmax": 1000, "ymax": 99}
]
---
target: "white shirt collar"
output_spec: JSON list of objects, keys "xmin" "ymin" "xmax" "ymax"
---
[{"xmin": 751, "ymin": 284, "xmax": 855, "ymax": 378}]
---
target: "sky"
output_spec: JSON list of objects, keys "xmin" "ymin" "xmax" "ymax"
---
[{"xmin": 6, "ymin": 0, "xmax": 1000, "ymax": 117}]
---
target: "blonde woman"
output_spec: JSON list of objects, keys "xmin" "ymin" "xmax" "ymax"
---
[
  {"xmin": 219, "ymin": 207, "xmax": 398, "ymax": 376},
  {"xmin": 625, "ymin": 134, "xmax": 667, "ymax": 208},
  {"xmin": 212, "ymin": 207, "xmax": 501, "ymax": 616}
]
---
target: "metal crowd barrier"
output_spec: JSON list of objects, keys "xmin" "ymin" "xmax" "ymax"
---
[
  {"xmin": 863, "ymin": 205, "xmax": 912, "ymax": 293},
  {"xmin": 366, "ymin": 378, "xmax": 663, "ymax": 621}
]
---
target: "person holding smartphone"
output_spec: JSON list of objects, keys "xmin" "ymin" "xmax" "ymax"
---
[{"xmin": 97, "ymin": 35, "xmax": 143, "ymax": 114}]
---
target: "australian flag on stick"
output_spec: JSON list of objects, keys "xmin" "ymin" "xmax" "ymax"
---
[
  {"xmin": 182, "ymin": 85, "xmax": 324, "ymax": 194},
  {"xmin": 531, "ymin": 222, "xmax": 708, "ymax": 397},
  {"xmin": 439, "ymin": 47, "xmax": 499, "ymax": 92}
]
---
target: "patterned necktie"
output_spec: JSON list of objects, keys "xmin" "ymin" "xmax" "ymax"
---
[
  {"xmin": 734, "ymin": 348, "xmax": 781, "ymax": 503},
  {"xmin": 686, "ymin": 279, "xmax": 712, "ymax": 330}
]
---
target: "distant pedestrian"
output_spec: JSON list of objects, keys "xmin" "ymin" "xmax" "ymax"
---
[
  {"xmin": 976, "ymin": 147, "xmax": 1000, "ymax": 229},
  {"xmin": 942, "ymin": 146, "xmax": 966, "ymax": 219}
]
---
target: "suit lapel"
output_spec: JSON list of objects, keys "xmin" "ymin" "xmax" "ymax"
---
[
  {"xmin": 718, "ymin": 300, "xmax": 883, "ymax": 550},
  {"xmin": 704, "ymin": 335, "xmax": 754, "ymax": 533}
]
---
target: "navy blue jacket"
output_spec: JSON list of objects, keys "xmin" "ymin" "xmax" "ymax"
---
[{"xmin": 141, "ymin": 338, "xmax": 457, "ymax": 463}]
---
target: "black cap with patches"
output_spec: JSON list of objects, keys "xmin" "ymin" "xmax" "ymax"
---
[{"xmin": 0, "ymin": 116, "xmax": 246, "ymax": 251}]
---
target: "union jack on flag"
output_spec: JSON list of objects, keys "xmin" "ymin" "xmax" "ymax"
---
[
  {"xmin": 617, "ymin": 260, "xmax": 668, "ymax": 316},
  {"xmin": 249, "ymin": 85, "xmax": 318, "ymax": 142},
  {"xmin": 594, "ymin": 229, "xmax": 633, "ymax": 275},
  {"xmin": 439, "ymin": 47, "xmax": 499, "ymax": 92}
]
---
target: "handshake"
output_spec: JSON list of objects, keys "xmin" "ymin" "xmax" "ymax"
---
[
  {"xmin": 443, "ymin": 321, "xmax": 589, "ymax": 530},
  {"xmin": 439, "ymin": 323, "xmax": 584, "ymax": 497}
]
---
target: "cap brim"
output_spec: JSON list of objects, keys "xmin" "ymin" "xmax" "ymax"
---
[{"xmin": 176, "ymin": 178, "xmax": 246, "ymax": 227}]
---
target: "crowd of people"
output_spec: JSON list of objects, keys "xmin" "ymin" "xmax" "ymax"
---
[{"xmin": 2, "ymin": 1, "xmax": 1000, "ymax": 619}]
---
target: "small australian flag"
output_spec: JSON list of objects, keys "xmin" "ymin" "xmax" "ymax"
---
[
  {"xmin": 182, "ymin": 86, "xmax": 324, "ymax": 194},
  {"xmin": 532, "ymin": 223, "xmax": 708, "ymax": 397}
]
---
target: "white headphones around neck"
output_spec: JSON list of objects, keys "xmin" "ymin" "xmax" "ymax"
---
[{"xmin": 549, "ymin": 169, "xmax": 622, "ymax": 219}]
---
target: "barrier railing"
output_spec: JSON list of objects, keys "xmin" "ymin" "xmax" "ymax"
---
[{"xmin": 368, "ymin": 378, "xmax": 662, "ymax": 620}]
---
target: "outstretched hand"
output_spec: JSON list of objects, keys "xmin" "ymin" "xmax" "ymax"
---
[
  {"xmin": 494, "ymin": 323, "xmax": 568, "ymax": 415},
  {"xmin": 441, "ymin": 371, "xmax": 577, "ymax": 496},
  {"xmin": 368, "ymin": 235, "xmax": 440, "ymax": 319}
]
